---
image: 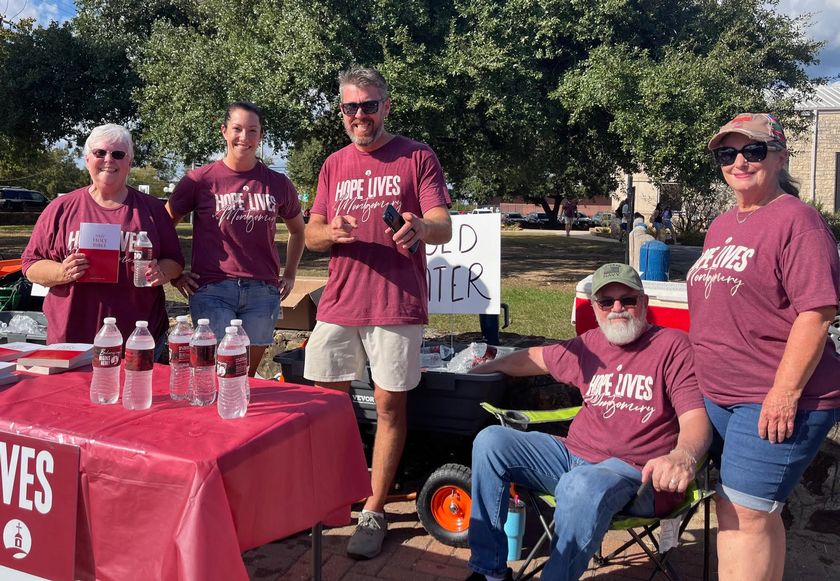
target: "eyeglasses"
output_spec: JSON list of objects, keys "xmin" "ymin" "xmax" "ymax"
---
[
  {"xmin": 91, "ymin": 149, "xmax": 127, "ymax": 160},
  {"xmin": 594, "ymin": 295, "xmax": 640, "ymax": 310},
  {"xmin": 712, "ymin": 142, "xmax": 782, "ymax": 166},
  {"xmin": 339, "ymin": 100, "xmax": 383, "ymax": 116}
]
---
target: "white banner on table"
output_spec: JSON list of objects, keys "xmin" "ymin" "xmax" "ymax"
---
[{"xmin": 426, "ymin": 214, "xmax": 501, "ymax": 315}]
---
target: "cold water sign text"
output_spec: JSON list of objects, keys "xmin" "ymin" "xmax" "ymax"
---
[
  {"xmin": 0, "ymin": 432, "xmax": 79, "ymax": 581},
  {"xmin": 426, "ymin": 214, "xmax": 501, "ymax": 315}
]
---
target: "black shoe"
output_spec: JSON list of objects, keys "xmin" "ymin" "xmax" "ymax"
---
[{"xmin": 464, "ymin": 568, "xmax": 514, "ymax": 581}]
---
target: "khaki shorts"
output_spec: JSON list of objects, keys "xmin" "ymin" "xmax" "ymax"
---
[{"xmin": 303, "ymin": 322, "xmax": 423, "ymax": 391}]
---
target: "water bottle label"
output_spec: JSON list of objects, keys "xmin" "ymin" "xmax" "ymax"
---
[
  {"xmin": 216, "ymin": 353, "xmax": 247, "ymax": 378},
  {"xmin": 169, "ymin": 343, "xmax": 190, "ymax": 364},
  {"xmin": 125, "ymin": 348, "xmax": 154, "ymax": 371},
  {"xmin": 133, "ymin": 247, "xmax": 153, "ymax": 261},
  {"xmin": 191, "ymin": 344, "xmax": 215, "ymax": 367},
  {"xmin": 93, "ymin": 346, "xmax": 121, "ymax": 368}
]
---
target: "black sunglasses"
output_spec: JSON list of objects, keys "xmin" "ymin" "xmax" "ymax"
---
[
  {"xmin": 712, "ymin": 142, "xmax": 781, "ymax": 166},
  {"xmin": 91, "ymin": 149, "xmax": 127, "ymax": 160},
  {"xmin": 339, "ymin": 100, "xmax": 383, "ymax": 116},
  {"xmin": 594, "ymin": 295, "xmax": 640, "ymax": 310}
]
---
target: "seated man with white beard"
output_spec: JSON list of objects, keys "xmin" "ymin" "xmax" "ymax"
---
[{"xmin": 464, "ymin": 263, "xmax": 711, "ymax": 581}]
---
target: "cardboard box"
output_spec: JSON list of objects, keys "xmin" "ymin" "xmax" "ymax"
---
[{"xmin": 277, "ymin": 277, "xmax": 326, "ymax": 331}]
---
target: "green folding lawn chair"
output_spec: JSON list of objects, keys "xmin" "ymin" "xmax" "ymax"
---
[{"xmin": 480, "ymin": 403, "xmax": 715, "ymax": 581}]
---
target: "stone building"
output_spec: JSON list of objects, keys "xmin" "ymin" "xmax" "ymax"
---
[
  {"xmin": 617, "ymin": 84, "xmax": 840, "ymax": 219},
  {"xmin": 787, "ymin": 85, "xmax": 840, "ymax": 212}
]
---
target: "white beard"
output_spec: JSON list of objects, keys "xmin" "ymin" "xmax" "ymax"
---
[{"xmin": 597, "ymin": 309, "xmax": 648, "ymax": 345}]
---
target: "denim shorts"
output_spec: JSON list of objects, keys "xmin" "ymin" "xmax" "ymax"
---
[
  {"xmin": 705, "ymin": 398, "xmax": 839, "ymax": 513},
  {"xmin": 189, "ymin": 279, "xmax": 280, "ymax": 345}
]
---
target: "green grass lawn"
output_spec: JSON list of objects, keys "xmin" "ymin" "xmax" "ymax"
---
[{"xmin": 430, "ymin": 281, "xmax": 575, "ymax": 340}]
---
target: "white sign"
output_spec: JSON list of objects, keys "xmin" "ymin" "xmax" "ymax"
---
[{"xmin": 426, "ymin": 214, "xmax": 501, "ymax": 315}]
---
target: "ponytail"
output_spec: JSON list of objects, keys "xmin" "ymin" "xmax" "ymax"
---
[{"xmin": 779, "ymin": 168, "xmax": 800, "ymax": 198}]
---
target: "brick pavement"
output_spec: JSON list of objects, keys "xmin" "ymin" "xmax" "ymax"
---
[{"xmin": 245, "ymin": 500, "xmax": 717, "ymax": 580}]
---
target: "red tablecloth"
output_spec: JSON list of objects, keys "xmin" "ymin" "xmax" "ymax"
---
[{"xmin": 0, "ymin": 365, "xmax": 371, "ymax": 581}]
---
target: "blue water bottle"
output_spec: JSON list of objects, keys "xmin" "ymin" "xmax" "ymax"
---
[{"xmin": 503, "ymin": 497, "xmax": 526, "ymax": 561}]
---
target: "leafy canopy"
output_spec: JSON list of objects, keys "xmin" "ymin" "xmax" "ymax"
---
[{"xmin": 0, "ymin": 0, "xmax": 822, "ymax": 212}]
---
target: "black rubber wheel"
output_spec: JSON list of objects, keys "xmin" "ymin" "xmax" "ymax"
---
[{"xmin": 416, "ymin": 463, "xmax": 472, "ymax": 547}]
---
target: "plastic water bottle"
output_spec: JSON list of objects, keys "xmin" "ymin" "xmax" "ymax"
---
[
  {"xmin": 123, "ymin": 320, "xmax": 155, "ymax": 410},
  {"xmin": 217, "ymin": 326, "xmax": 248, "ymax": 419},
  {"xmin": 190, "ymin": 318, "xmax": 217, "ymax": 406},
  {"xmin": 230, "ymin": 318, "xmax": 251, "ymax": 402},
  {"xmin": 90, "ymin": 317, "xmax": 122, "ymax": 405},
  {"xmin": 132, "ymin": 231, "xmax": 153, "ymax": 287},
  {"xmin": 168, "ymin": 315, "xmax": 193, "ymax": 401}
]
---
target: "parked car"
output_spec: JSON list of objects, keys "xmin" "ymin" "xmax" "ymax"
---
[
  {"xmin": 570, "ymin": 211, "xmax": 593, "ymax": 230},
  {"xmin": 471, "ymin": 207, "xmax": 498, "ymax": 214},
  {"xmin": 525, "ymin": 212, "xmax": 549, "ymax": 227},
  {"xmin": 591, "ymin": 211, "xmax": 614, "ymax": 227},
  {"xmin": 0, "ymin": 187, "xmax": 50, "ymax": 212},
  {"xmin": 502, "ymin": 212, "xmax": 527, "ymax": 226}
]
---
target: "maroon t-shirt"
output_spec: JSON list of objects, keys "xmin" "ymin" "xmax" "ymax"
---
[
  {"xmin": 687, "ymin": 194, "xmax": 840, "ymax": 409},
  {"xmin": 312, "ymin": 136, "xmax": 451, "ymax": 326},
  {"xmin": 21, "ymin": 187, "xmax": 185, "ymax": 343},
  {"xmin": 169, "ymin": 160, "xmax": 301, "ymax": 286},
  {"xmin": 544, "ymin": 326, "xmax": 703, "ymax": 471},
  {"xmin": 544, "ymin": 326, "xmax": 703, "ymax": 516}
]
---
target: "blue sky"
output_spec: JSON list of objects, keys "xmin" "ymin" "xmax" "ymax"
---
[{"xmin": 5, "ymin": 0, "xmax": 839, "ymax": 81}]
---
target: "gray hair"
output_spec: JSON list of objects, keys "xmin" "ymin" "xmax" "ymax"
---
[
  {"xmin": 338, "ymin": 67, "xmax": 389, "ymax": 99},
  {"xmin": 779, "ymin": 168, "xmax": 800, "ymax": 197},
  {"xmin": 83, "ymin": 124, "xmax": 134, "ymax": 160}
]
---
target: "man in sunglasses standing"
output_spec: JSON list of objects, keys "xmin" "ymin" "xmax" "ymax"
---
[
  {"xmin": 304, "ymin": 67, "xmax": 452, "ymax": 559},
  {"xmin": 464, "ymin": 263, "xmax": 710, "ymax": 581}
]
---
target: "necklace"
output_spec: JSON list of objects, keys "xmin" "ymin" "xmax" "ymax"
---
[
  {"xmin": 735, "ymin": 193, "xmax": 783, "ymax": 224},
  {"xmin": 735, "ymin": 209, "xmax": 757, "ymax": 224}
]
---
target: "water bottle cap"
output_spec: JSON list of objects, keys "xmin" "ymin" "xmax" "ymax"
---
[
  {"xmin": 197, "ymin": 318, "xmax": 210, "ymax": 325},
  {"xmin": 135, "ymin": 320, "xmax": 149, "ymax": 328},
  {"xmin": 231, "ymin": 319, "xmax": 243, "ymax": 326},
  {"xmin": 103, "ymin": 317, "xmax": 116, "ymax": 324},
  {"xmin": 225, "ymin": 326, "xmax": 237, "ymax": 334},
  {"xmin": 176, "ymin": 315, "xmax": 188, "ymax": 323}
]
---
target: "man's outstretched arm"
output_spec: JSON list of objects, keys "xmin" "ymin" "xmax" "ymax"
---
[{"xmin": 469, "ymin": 347, "xmax": 550, "ymax": 377}]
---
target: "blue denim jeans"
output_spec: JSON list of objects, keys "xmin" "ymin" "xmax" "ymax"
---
[
  {"xmin": 468, "ymin": 426, "xmax": 654, "ymax": 580},
  {"xmin": 189, "ymin": 279, "xmax": 280, "ymax": 345}
]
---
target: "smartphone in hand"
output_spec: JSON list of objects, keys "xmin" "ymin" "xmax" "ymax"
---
[{"xmin": 382, "ymin": 204, "xmax": 420, "ymax": 254}]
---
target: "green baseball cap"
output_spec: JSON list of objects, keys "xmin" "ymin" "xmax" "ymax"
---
[{"xmin": 591, "ymin": 263, "xmax": 644, "ymax": 295}]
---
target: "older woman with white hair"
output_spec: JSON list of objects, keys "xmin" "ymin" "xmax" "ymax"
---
[{"xmin": 22, "ymin": 124, "xmax": 184, "ymax": 349}]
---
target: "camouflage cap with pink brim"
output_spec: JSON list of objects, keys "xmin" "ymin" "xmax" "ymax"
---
[{"xmin": 707, "ymin": 113, "xmax": 787, "ymax": 150}]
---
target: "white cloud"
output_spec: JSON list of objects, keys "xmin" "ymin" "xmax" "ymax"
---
[
  {"xmin": 3, "ymin": 1, "xmax": 73, "ymax": 26},
  {"xmin": 774, "ymin": 0, "xmax": 840, "ymax": 78}
]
